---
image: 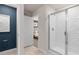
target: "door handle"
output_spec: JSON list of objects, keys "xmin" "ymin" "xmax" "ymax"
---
[{"xmin": 3, "ymin": 40, "xmax": 8, "ymax": 42}]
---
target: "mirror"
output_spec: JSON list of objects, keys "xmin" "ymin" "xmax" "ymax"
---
[{"xmin": 0, "ymin": 14, "xmax": 10, "ymax": 32}]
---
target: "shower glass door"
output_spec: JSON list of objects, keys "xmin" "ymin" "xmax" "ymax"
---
[
  {"xmin": 49, "ymin": 11, "xmax": 66, "ymax": 54},
  {"xmin": 67, "ymin": 6, "xmax": 79, "ymax": 55}
]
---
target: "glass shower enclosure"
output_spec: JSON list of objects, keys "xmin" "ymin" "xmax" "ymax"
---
[{"xmin": 49, "ymin": 5, "xmax": 79, "ymax": 55}]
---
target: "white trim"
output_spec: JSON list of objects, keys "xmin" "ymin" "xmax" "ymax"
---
[
  {"xmin": 17, "ymin": 5, "xmax": 25, "ymax": 55},
  {"xmin": 0, "ymin": 48, "xmax": 16, "ymax": 55}
]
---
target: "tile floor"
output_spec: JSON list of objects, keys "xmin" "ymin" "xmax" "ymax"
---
[
  {"xmin": 25, "ymin": 46, "xmax": 46, "ymax": 55},
  {"xmin": 0, "ymin": 46, "xmax": 57, "ymax": 55},
  {"xmin": 25, "ymin": 46, "xmax": 55, "ymax": 55}
]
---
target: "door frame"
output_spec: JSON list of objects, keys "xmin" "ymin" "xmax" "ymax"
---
[
  {"xmin": 3, "ymin": 4, "xmax": 25, "ymax": 55},
  {"xmin": 48, "ymin": 4, "xmax": 79, "ymax": 55}
]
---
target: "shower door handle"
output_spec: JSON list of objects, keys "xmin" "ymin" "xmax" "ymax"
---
[
  {"xmin": 64, "ymin": 32, "xmax": 66, "ymax": 36},
  {"xmin": 64, "ymin": 31, "xmax": 68, "ymax": 43}
]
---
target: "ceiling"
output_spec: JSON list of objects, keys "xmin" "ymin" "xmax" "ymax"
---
[
  {"xmin": 24, "ymin": 4, "xmax": 73, "ymax": 16},
  {"xmin": 48, "ymin": 4, "xmax": 72, "ymax": 10},
  {"xmin": 24, "ymin": 4, "xmax": 72, "ymax": 13},
  {"xmin": 24, "ymin": 4, "xmax": 43, "ymax": 13}
]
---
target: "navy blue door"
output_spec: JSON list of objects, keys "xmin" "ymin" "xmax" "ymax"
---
[{"xmin": 0, "ymin": 4, "xmax": 16, "ymax": 52}]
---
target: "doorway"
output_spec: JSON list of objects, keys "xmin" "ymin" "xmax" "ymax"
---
[{"xmin": 49, "ymin": 5, "xmax": 79, "ymax": 55}]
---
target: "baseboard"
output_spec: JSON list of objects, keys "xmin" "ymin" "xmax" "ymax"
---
[
  {"xmin": 24, "ymin": 45, "xmax": 32, "ymax": 48},
  {"xmin": 38, "ymin": 48, "xmax": 48, "ymax": 54},
  {"xmin": 0, "ymin": 48, "xmax": 17, "ymax": 55}
]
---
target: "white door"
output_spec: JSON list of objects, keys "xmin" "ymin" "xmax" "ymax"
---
[
  {"xmin": 24, "ymin": 16, "xmax": 33, "ymax": 47},
  {"xmin": 50, "ymin": 11, "xmax": 66, "ymax": 54},
  {"xmin": 67, "ymin": 6, "xmax": 79, "ymax": 55}
]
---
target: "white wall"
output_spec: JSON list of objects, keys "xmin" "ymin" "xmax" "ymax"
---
[
  {"xmin": 33, "ymin": 5, "xmax": 55, "ymax": 52},
  {"xmin": 24, "ymin": 16, "xmax": 33, "ymax": 47}
]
